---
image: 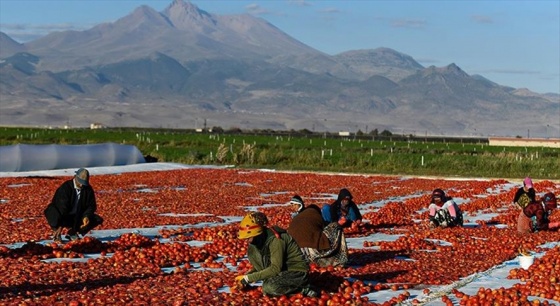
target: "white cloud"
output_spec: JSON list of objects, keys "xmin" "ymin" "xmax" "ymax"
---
[
  {"xmin": 287, "ymin": 0, "xmax": 312, "ymax": 7},
  {"xmin": 245, "ymin": 3, "xmax": 270, "ymax": 15},
  {"xmin": 0, "ymin": 23, "xmax": 89, "ymax": 42},
  {"xmin": 318, "ymin": 7, "xmax": 341, "ymax": 14},
  {"xmin": 479, "ymin": 69, "xmax": 540, "ymax": 75},
  {"xmin": 416, "ymin": 58, "xmax": 440, "ymax": 65},
  {"xmin": 390, "ymin": 18, "xmax": 427, "ymax": 29},
  {"xmin": 471, "ymin": 15, "xmax": 494, "ymax": 24}
]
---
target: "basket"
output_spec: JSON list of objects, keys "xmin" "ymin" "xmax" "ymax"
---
[{"xmin": 519, "ymin": 255, "xmax": 534, "ymax": 269}]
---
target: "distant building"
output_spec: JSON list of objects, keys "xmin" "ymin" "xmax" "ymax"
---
[
  {"xmin": 488, "ymin": 137, "xmax": 560, "ymax": 148},
  {"xmin": 90, "ymin": 123, "xmax": 105, "ymax": 129},
  {"xmin": 338, "ymin": 131, "xmax": 351, "ymax": 136}
]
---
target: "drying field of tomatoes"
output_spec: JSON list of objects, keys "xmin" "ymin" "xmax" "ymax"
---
[{"xmin": 1, "ymin": 168, "xmax": 560, "ymax": 305}]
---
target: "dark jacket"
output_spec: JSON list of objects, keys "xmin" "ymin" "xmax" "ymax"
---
[
  {"xmin": 287, "ymin": 205, "xmax": 330, "ymax": 250},
  {"xmin": 44, "ymin": 179, "xmax": 97, "ymax": 231},
  {"xmin": 246, "ymin": 226, "xmax": 309, "ymax": 283},
  {"xmin": 325, "ymin": 188, "xmax": 362, "ymax": 228},
  {"xmin": 523, "ymin": 201, "xmax": 551, "ymax": 231}
]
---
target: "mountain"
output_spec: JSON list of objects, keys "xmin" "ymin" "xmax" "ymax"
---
[
  {"xmin": 333, "ymin": 48, "xmax": 424, "ymax": 81},
  {"xmin": 0, "ymin": 32, "xmax": 26, "ymax": 58},
  {"xmin": 21, "ymin": 0, "xmax": 321, "ymax": 72},
  {"xmin": 0, "ymin": 0, "xmax": 558, "ymax": 138}
]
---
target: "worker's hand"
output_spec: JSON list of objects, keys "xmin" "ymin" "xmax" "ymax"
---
[
  {"xmin": 549, "ymin": 222, "xmax": 560, "ymax": 229},
  {"xmin": 338, "ymin": 216, "xmax": 347, "ymax": 226},
  {"xmin": 235, "ymin": 275, "xmax": 249, "ymax": 289},
  {"xmin": 81, "ymin": 217, "xmax": 89, "ymax": 229},
  {"xmin": 52, "ymin": 227, "xmax": 63, "ymax": 242},
  {"xmin": 428, "ymin": 217, "xmax": 439, "ymax": 229}
]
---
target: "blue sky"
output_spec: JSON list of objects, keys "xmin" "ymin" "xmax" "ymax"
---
[{"xmin": 0, "ymin": 0, "xmax": 559, "ymax": 94}]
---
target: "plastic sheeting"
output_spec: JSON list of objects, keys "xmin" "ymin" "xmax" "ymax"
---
[{"xmin": 0, "ymin": 143, "xmax": 146, "ymax": 172}]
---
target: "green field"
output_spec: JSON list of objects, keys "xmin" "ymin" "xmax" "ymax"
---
[{"xmin": 1, "ymin": 127, "xmax": 558, "ymax": 179}]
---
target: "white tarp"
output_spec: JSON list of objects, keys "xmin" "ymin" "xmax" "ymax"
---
[{"xmin": 0, "ymin": 143, "xmax": 146, "ymax": 172}]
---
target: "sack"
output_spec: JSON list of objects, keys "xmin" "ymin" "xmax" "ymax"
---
[{"xmin": 301, "ymin": 222, "xmax": 348, "ymax": 267}]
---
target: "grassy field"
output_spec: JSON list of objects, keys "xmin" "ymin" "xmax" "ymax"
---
[{"xmin": 1, "ymin": 127, "xmax": 558, "ymax": 179}]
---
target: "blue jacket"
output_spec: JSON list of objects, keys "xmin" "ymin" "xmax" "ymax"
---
[{"xmin": 321, "ymin": 188, "xmax": 362, "ymax": 227}]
